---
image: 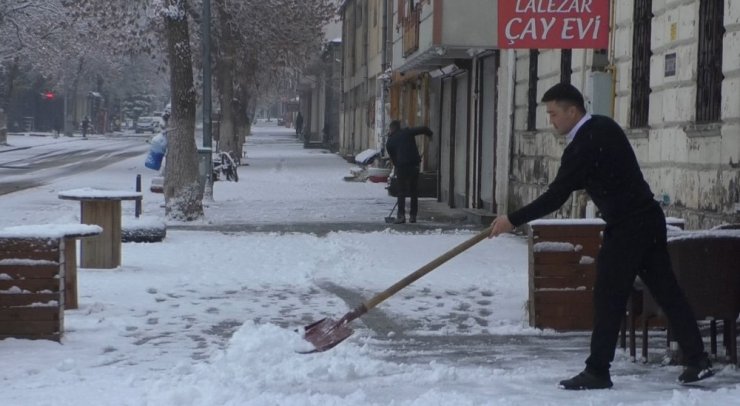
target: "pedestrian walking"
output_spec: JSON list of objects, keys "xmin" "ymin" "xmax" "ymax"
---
[
  {"xmin": 385, "ymin": 120, "xmax": 432, "ymax": 224},
  {"xmin": 487, "ymin": 83, "xmax": 712, "ymax": 390},
  {"xmin": 295, "ymin": 112, "xmax": 304, "ymax": 136},
  {"xmin": 53, "ymin": 120, "xmax": 62, "ymax": 138},
  {"xmin": 81, "ymin": 116, "xmax": 90, "ymax": 138}
]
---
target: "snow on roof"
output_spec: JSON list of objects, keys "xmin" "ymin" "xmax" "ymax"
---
[{"xmin": 0, "ymin": 224, "xmax": 102, "ymax": 239}]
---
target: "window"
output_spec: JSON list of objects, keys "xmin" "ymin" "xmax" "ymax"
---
[
  {"xmin": 560, "ymin": 49, "xmax": 572, "ymax": 84},
  {"xmin": 696, "ymin": 0, "xmax": 724, "ymax": 123},
  {"xmin": 527, "ymin": 50, "xmax": 539, "ymax": 131},
  {"xmin": 630, "ymin": 0, "xmax": 652, "ymax": 128}
]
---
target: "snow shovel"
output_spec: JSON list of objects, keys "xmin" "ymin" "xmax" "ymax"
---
[
  {"xmin": 384, "ymin": 202, "xmax": 398, "ymax": 223},
  {"xmin": 301, "ymin": 226, "xmax": 492, "ymax": 353}
]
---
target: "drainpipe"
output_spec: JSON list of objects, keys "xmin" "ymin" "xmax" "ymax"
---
[
  {"xmin": 340, "ymin": 9, "xmax": 347, "ymax": 156},
  {"xmin": 572, "ymin": 46, "xmax": 589, "ymax": 218},
  {"xmin": 608, "ymin": 0, "xmax": 617, "ymax": 118},
  {"xmin": 504, "ymin": 50, "xmax": 517, "ymax": 215},
  {"xmin": 362, "ymin": 1, "xmax": 370, "ymax": 151},
  {"xmin": 379, "ymin": 0, "xmax": 389, "ymax": 156}
]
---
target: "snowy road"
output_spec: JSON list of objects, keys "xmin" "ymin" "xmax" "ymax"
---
[{"xmin": 0, "ymin": 134, "xmax": 147, "ymax": 195}]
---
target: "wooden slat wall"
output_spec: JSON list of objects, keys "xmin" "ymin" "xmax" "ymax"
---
[
  {"xmin": 0, "ymin": 237, "xmax": 64, "ymax": 341},
  {"xmin": 527, "ymin": 223, "xmax": 604, "ymax": 331}
]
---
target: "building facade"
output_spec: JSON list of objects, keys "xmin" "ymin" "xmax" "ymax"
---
[
  {"xmin": 389, "ymin": 0, "xmax": 501, "ymax": 209},
  {"xmin": 338, "ymin": 0, "xmax": 391, "ymax": 159},
  {"xmin": 332, "ymin": 0, "xmax": 740, "ymax": 229},
  {"xmin": 507, "ymin": 0, "xmax": 739, "ymax": 229}
]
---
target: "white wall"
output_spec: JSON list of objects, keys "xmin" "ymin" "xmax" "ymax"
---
[{"xmin": 505, "ymin": 0, "xmax": 740, "ymax": 228}]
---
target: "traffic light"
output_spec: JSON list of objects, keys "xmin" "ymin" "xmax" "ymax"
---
[{"xmin": 43, "ymin": 91, "xmax": 55, "ymax": 100}]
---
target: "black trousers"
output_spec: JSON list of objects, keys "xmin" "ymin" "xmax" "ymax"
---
[
  {"xmin": 586, "ymin": 204, "xmax": 706, "ymax": 375},
  {"xmin": 394, "ymin": 165, "xmax": 419, "ymax": 218}
]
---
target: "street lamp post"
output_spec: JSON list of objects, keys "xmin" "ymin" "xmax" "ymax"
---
[{"xmin": 202, "ymin": 0, "xmax": 213, "ymax": 200}]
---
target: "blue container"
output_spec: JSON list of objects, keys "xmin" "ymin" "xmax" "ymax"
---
[
  {"xmin": 144, "ymin": 133, "xmax": 167, "ymax": 170},
  {"xmin": 145, "ymin": 151, "xmax": 164, "ymax": 170}
]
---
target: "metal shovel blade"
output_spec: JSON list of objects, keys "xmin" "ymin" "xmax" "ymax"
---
[{"xmin": 300, "ymin": 317, "xmax": 355, "ymax": 353}]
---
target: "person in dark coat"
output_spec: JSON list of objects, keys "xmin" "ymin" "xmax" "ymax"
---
[
  {"xmin": 488, "ymin": 83, "xmax": 712, "ymax": 389},
  {"xmin": 81, "ymin": 116, "xmax": 90, "ymax": 138},
  {"xmin": 295, "ymin": 112, "xmax": 304, "ymax": 136},
  {"xmin": 385, "ymin": 120, "xmax": 432, "ymax": 224}
]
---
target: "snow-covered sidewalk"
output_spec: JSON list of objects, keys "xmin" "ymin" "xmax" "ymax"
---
[{"xmin": 0, "ymin": 126, "xmax": 737, "ymax": 405}]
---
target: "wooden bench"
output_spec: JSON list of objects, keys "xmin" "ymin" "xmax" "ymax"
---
[{"xmin": 0, "ymin": 237, "xmax": 65, "ymax": 341}]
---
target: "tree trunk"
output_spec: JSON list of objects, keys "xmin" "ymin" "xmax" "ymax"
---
[
  {"xmin": 216, "ymin": 63, "xmax": 236, "ymax": 156},
  {"xmin": 163, "ymin": 4, "xmax": 203, "ymax": 221},
  {"xmin": 214, "ymin": 0, "xmax": 237, "ymax": 159},
  {"xmin": 65, "ymin": 58, "xmax": 85, "ymax": 136},
  {"xmin": 234, "ymin": 96, "xmax": 247, "ymax": 159},
  {"xmin": 234, "ymin": 81, "xmax": 254, "ymax": 161},
  {"xmin": 0, "ymin": 108, "xmax": 6, "ymax": 145},
  {"xmin": 0, "ymin": 62, "xmax": 18, "ymax": 144}
]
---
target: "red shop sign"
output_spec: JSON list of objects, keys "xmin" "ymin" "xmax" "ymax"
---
[{"xmin": 498, "ymin": 0, "xmax": 610, "ymax": 49}]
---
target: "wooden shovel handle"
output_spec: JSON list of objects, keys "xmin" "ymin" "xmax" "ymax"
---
[{"xmin": 363, "ymin": 226, "xmax": 492, "ymax": 311}]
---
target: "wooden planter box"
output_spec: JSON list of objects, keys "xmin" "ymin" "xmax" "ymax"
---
[
  {"xmin": 0, "ymin": 237, "xmax": 65, "ymax": 341},
  {"xmin": 528, "ymin": 220, "xmax": 605, "ymax": 331}
]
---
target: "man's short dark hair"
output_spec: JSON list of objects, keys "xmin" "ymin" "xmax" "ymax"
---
[
  {"xmin": 542, "ymin": 83, "xmax": 586, "ymax": 113},
  {"xmin": 389, "ymin": 120, "xmax": 401, "ymax": 132}
]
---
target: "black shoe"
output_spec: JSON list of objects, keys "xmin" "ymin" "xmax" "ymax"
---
[
  {"xmin": 558, "ymin": 370, "xmax": 613, "ymax": 390},
  {"xmin": 678, "ymin": 357, "xmax": 714, "ymax": 384},
  {"xmin": 409, "ymin": 216, "xmax": 416, "ymax": 223},
  {"xmin": 393, "ymin": 216, "xmax": 406, "ymax": 224}
]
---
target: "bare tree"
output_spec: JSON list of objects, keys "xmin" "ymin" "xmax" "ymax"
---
[
  {"xmin": 0, "ymin": 1, "xmax": 158, "ymax": 137},
  {"xmin": 56, "ymin": 0, "xmax": 335, "ymax": 219},
  {"xmin": 0, "ymin": 0, "xmax": 66, "ymax": 143},
  {"xmin": 63, "ymin": 0, "xmax": 204, "ymax": 220},
  {"xmin": 160, "ymin": 1, "xmax": 202, "ymax": 220},
  {"xmin": 211, "ymin": 0, "xmax": 336, "ymax": 160}
]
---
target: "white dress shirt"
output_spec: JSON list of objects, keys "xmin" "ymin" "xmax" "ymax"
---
[{"xmin": 566, "ymin": 113, "xmax": 592, "ymax": 144}]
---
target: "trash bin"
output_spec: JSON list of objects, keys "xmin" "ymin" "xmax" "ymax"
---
[{"xmin": 145, "ymin": 133, "xmax": 167, "ymax": 170}]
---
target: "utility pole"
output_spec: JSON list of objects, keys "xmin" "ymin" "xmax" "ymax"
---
[
  {"xmin": 202, "ymin": 0, "xmax": 214, "ymax": 200},
  {"xmin": 63, "ymin": 91, "xmax": 70, "ymax": 137}
]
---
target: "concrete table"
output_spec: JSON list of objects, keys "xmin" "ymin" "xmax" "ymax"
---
[{"xmin": 59, "ymin": 188, "xmax": 143, "ymax": 269}]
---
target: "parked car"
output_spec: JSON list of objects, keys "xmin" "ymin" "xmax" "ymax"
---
[{"xmin": 135, "ymin": 116, "xmax": 163, "ymax": 134}]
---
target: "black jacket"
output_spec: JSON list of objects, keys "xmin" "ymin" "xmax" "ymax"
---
[
  {"xmin": 508, "ymin": 115, "xmax": 656, "ymax": 227},
  {"xmin": 386, "ymin": 126, "xmax": 433, "ymax": 167}
]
